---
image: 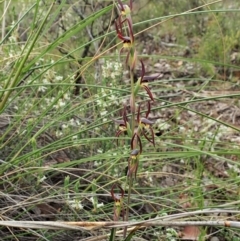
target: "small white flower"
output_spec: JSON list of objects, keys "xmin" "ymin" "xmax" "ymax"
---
[
  {"xmin": 63, "ymin": 93, "xmax": 70, "ymax": 100},
  {"xmin": 96, "ymin": 202, "xmax": 104, "ymax": 208},
  {"xmin": 110, "ymin": 72, "xmax": 116, "ymax": 79},
  {"xmin": 67, "ymin": 199, "xmax": 84, "ymax": 210},
  {"xmin": 90, "ymin": 197, "xmax": 104, "ymax": 209},
  {"xmin": 61, "ymin": 124, "xmax": 68, "ymax": 129},
  {"xmin": 42, "ymin": 78, "xmax": 50, "ymax": 84},
  {"xmin": 45, "ymin": 98, "xmax": 52, "ymax": 105},
  {"xmin": 58, "ymin": 99, "xmax": 66, "ymax": 108},
  {"xmin": 56, "ymin": 130, "xmax": 63, "ymax": 137},
  {"xmin": 94, "ymin": 161, "xmax": 100, "ymax": 167},
  {"xmin": 56, "ymin": 75, "xmax": 63, "ymax": 81},
  {"xmin": 38, "ymin": 85, "xmax": 47, "ymax": 93},
  {"xmin": 102, "ymin": 60, "xmax": 122, "ymax": 79},
  {"xmin": 39, "ymin": 176, "xmax": 47, "ymax": 183},
  {"xmin": 72, "ymin": 135, "xmax": 78, "ymax": 140},
  {"xmin": 69, "ymin": 118, "xmax": 75, "ymax": 126},
  {"xmin": 179, "ymin": 126, "xmax": 186, "ymax": 132},
  {"xmin": 100, "ymin": 110, "xmax": 108, "ymax": 116},
  {"xmin": 90, "ymin": 196, "xmax": 96, "ymax": 205}
]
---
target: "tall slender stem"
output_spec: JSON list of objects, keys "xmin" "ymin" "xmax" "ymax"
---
[
  {"xmin": 130, "ymin": 67, "xmax": 135, "ymax": 134},
  {"xmin": 124, "ymin": 63, "xmax": 135, "ymax": 238}
]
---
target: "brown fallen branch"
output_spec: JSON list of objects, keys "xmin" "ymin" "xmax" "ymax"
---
[
  {"xmin": 0, "ymin": 220, "xmax": 240, "ymax": 231},
  {"xmin": 0, "ymin": 209, "xmax": 240, "ymax": 231}
]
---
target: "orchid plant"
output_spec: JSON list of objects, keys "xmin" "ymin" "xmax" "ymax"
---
[{"xmin": 110, "ymin": 0, "xmax": 158, "ymax": 239}]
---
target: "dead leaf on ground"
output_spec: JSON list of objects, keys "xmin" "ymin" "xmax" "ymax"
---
[{"xmin": 180, "ymin": 225, "xmax": 201, "ymax": 240}]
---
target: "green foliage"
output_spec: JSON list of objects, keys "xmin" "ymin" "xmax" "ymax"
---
[{"xmin": 197, "ymin": 13, "xmax": 240, "ymax": 66}]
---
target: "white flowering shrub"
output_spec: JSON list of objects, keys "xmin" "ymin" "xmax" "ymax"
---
[{"xmin": 96, "ymin": 59, "xmax": 123, "ymax": 109}]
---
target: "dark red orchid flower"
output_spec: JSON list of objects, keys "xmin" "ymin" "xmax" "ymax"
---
[
  {"xmin": 111, "ymin": 183, "xmax": 124, "ymax": 202},
  {"xmin": 138, "ymin": 60, "xmax": 160, "ymax": 101},
  {"xmin": 115, "ymin": 17, "xmax": 134, "ymax": 46},
  {"xmin": 114, "ymin": 105, "xmax": 129, "ymax": 145},
  {"xmin": 131, "ymin": 132, "xmax": 142, "ymax": 154},
  {"xmin": 137, "ymin": 101, "xmax": 155, "ymax": 146},
  {"xmin": 128, "ymin": 148, "xmax": 141, "ymax": 179},
  {"xmin": 115, "ymin": 16, "xmax": 136, "ymax": 69},
  {"xmin": 130, "ymin": 148, "xmax": 140, "ymax": 158},
  {"xmin": 111, "ymin": 184, "xmax": 125, "ymax": 221}
]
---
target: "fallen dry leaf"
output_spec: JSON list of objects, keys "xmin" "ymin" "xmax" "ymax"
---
[{"xmin": 180, "ymin": 225, "xmax": 201, "ymax": 240}]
